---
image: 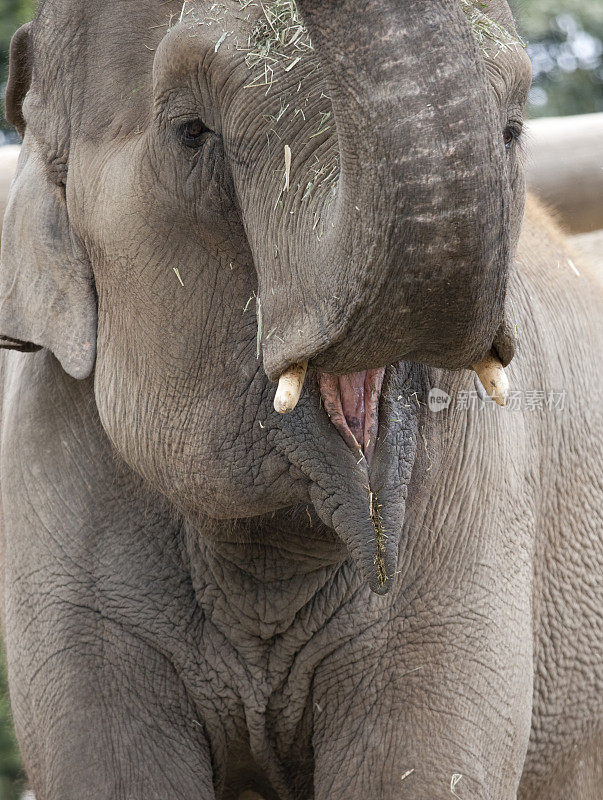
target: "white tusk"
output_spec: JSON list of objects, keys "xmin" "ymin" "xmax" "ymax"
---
[
  {"xmin": 473, "ymin": 351, "xmax": 509, "ymax": 406},
  {"xmin": 274, "ymin": 361, "xmax": 308, "ymax": 414}
]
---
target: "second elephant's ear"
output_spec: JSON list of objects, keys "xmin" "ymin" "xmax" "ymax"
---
[{"xmin": 0, "ymin": 25, "xmax": 97, "ymax": 379}]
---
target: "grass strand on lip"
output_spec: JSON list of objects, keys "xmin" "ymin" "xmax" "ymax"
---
[{"xmin": 369, "ymin": 491, "xmax": 388, "ymax": 588}]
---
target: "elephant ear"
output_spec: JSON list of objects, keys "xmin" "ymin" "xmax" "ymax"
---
[
  {"xmin": 5, "ymin": 23, "xmax": 32, "ymax": 136},
  {"xmin": 0, "ymin": 24, "xmax": 97, "ymax": 379}
]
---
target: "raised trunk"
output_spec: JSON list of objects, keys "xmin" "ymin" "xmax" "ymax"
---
[{"xmin": 258, "ymin": 0, "xmax": 510, "ymax": 381}]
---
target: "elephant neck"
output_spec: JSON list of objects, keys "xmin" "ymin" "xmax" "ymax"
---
[{"xmin": 182, "ymin": 512, "xmax": 357, "ymax": 641}]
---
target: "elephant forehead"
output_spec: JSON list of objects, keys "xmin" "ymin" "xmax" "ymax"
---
[
  {"xmin": 152, "ymin": 10, "xmax": 255, "ymax": 115},
  {"xmin": 155, "ymin": 5, "xmax": 255, "ymax": 69}
]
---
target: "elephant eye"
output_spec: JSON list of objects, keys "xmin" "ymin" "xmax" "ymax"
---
[
  {"xmin": 178, "ymin": 119, "xmax": 210, "ymax": 148},
  {"xmin": 503, "ymin": 125, "xmax": 520, "ymax": 150}
]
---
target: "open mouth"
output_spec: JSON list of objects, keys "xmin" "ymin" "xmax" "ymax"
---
[
  {"xmin": 273, "ymin": 350, "xmax": 510, "ymax": 424},
  {"xmin": 271, "ymin": 360, "xmax": 387, "ymax": 464},
  {"xmin": 317, "ymin": 369, "xmax": 386, "ymax": 464}
]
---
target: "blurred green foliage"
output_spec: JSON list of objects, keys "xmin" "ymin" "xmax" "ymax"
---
[{"xmin": 516, "ymin": 0, "xmax": 603, "ymax": 117}]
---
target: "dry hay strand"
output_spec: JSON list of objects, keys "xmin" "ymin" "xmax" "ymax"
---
[
  {"xmin": 238, "ymin": 0, "xmax": 313, "ymax": 90},
  {"xmin": 369, "ymin": 491, "xmax": 388, "ymax": 588}
]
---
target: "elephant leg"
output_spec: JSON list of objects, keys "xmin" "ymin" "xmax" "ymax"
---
[
  {"xmin": 7, "ymin": 611, "xmax": 214, "ymax": 800},
  {"xmin": 311, "ymin": 685, "xmax": 468, "ymax": 800},
  {"xmin": 311, "ymin": 611, "xmax": 532, "ymax": 800},
  {"xmin": 312, "ymin": 678, "xmax": 521, "ymax": 800}
]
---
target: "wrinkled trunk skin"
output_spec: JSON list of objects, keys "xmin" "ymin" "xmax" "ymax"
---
[{"xmin": 258, "ymin": 0, "xmax": 510, "ymax": 380}]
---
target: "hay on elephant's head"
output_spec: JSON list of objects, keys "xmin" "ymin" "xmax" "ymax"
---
[
  {"xmin": 236, "ymin": 0, "xmax": 524, "ymax": 223},
  {"xmin": 239, "ymin": 0, "xmax": 313, "ymax": 89},
  {"xmin": 460, "ymin": 0, "xmax": 526, "ymax": 54},
  {"xmin": 239, "ymin": 0, "xmax": 524, "ymax": 84}
]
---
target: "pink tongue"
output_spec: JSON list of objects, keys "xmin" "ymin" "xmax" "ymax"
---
[
  {"xmin": 318, "ymin": 369, "xmax": 385, "ymax": 463},
  {"xmin": 339, "ymin": 373, "xmax": 366, "ymax": 445}
]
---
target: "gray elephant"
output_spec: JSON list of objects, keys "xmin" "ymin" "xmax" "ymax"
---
[{"xmin": 0, "ymin": 2, "xmax": 601, "ymax": 799}]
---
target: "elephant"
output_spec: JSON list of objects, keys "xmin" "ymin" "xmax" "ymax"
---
[{"xmin": 0, "ymin": 1, "xmax": 601, "ymax": 799}]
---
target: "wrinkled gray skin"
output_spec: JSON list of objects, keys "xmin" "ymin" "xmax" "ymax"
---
[{"xmin": 0, "ymin": 1, "xmax": 601, "ymax": 798}]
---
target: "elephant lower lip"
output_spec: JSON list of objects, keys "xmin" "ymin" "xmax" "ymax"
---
[
  {"xmin": 318, "ymin": 368, "xmax": 386, "ymax": 464},
  {"xmin": 273, "ymin": 362, "xmax": 421, "ymax": 595}
]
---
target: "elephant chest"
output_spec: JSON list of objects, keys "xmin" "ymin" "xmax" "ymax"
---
[{"xmin": 169, "ymin": 564, "xmax": 385, "ymax": 798}]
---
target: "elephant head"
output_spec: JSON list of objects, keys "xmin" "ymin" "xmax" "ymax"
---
[{"xmin": 0, "ymin": 0, "xmax": 531, "ymax": 592}]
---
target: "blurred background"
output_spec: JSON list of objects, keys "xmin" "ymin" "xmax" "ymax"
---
[
  {"xmin": 0, "ymin": 0, "xmax": 601, "ymax": 798},
  {"xmin": 518, "ymin": 0, "xmax": 603, "ymax": 117}
]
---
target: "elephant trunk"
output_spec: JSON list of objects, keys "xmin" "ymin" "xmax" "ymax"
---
[{"xmin": 259, "ymin": 0, "xmax": 510, "ymax": 381}]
